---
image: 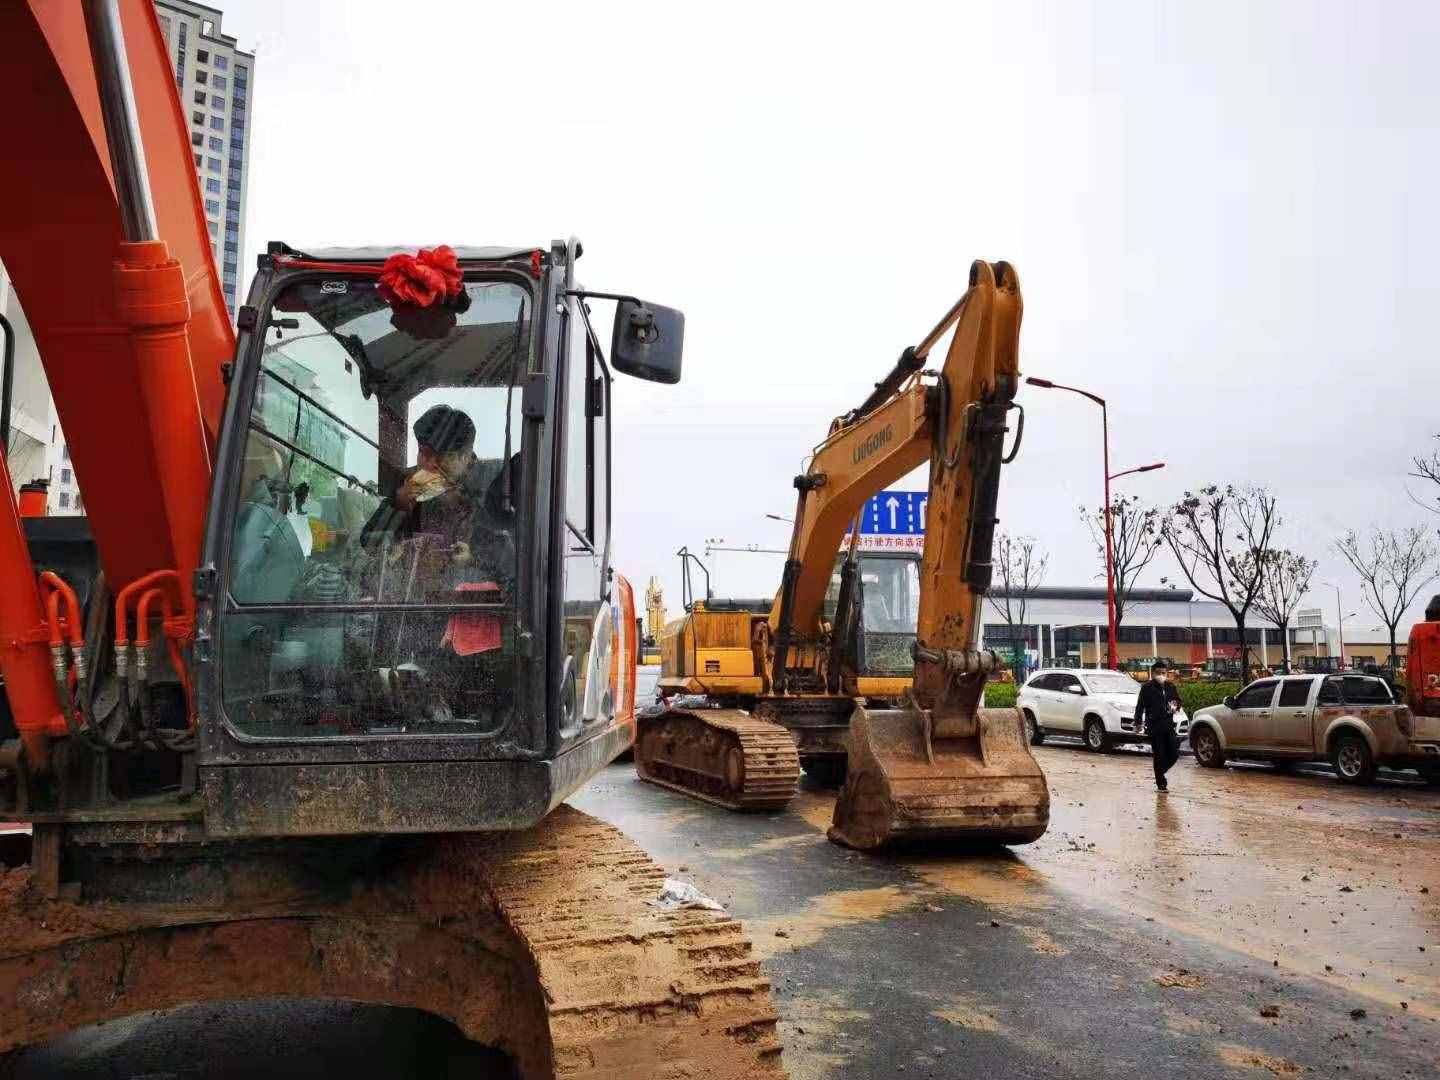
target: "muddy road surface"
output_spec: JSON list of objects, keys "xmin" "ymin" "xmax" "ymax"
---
[
  {"xmin": 573, "ymin": 742, "xmax": 1438, "ymax": 1079},
  {"xmin": 8, "ymin": 742, "xmax": 1436, "ymax": 1078}
]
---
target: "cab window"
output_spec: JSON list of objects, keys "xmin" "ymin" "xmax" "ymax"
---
[
  {"xmin": 856, "ymin": 555, "xmax": 920, "ymax": 674},
  {"xmin": 1277, "ymin": 678, "xmax": 1313, "ymax": 707},
  {"xmin": 1339, "ymin": 676, "xmax": 1392, "ymax": 705},
  {"xmin": 221, "ymin": 276, "xmax": 531, "ymax": 739},
  {"xmin": 1233, "ymin": 680, "xmax": 1277, "ymax": 709}
]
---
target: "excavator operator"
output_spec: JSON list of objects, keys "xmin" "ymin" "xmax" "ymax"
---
[
  {"xmin": 348, "ymin": 402, "xmax": 519, "ymax": 720},
  {"xmin": 360, "ymin": 404, "xmax": 516, "ymax": 584},
  {"xmin": 372, "ymin": 404, "xmax": 485, "ymax": 548}
]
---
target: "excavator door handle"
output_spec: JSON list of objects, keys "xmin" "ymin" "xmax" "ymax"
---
[{"xmin": 1001, "ymin": 402, "xmax": 1025, "ymax": 464}]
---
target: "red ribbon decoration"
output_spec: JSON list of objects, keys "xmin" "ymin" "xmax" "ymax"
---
[{"xmin": 378, "ymin": 245, "xmax": 464, "ymax": 308}]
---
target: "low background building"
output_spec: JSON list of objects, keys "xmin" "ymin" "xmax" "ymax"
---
[{"xmin": 980, "ymin": 586, "xmax": 1381, "ymax": 669}]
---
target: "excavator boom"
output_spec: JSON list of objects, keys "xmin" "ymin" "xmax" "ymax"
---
[{"xmin": 830, "ymin": 261, "xmax": 1048, "ymax": 848}]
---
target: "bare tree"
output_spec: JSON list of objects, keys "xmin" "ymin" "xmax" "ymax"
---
[
  {"xmin": 1334, "ymin": 526, "xmax": 1440, "ymax": 668},
  {"xmin": 1412, "ymin": 436, "xmax": 1440, "ymax": 519},
  {"xmin": 1080, "ymin": 495, "xmax": 1164, "ymax": 629},
  {"xmin": 986, "ymin": 533, "xmax": 1049, "ymax": 674},
  {"xmin": 1161, "ymin": 486, "xmax": 1279, "ymax": 677},
  {"xmin": 1251, "ymin": 548, "xmax": 1317, "ymax": 670}
]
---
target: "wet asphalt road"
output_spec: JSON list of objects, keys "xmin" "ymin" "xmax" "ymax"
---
[
  {"xmin": 8, "ymin": 739, "xmax": 1437, "ymax": 1079},
  {"xmin": 571, "ymin": 740, "xmax": 1439, "ymax": 1079}
]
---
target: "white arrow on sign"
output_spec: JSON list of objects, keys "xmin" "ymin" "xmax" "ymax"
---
[{"xmin": 886, "ymin": 495, "xmax": 900, "ymax": 530}]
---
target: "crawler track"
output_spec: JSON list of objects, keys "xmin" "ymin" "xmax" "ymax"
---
[
  {"xmin": 635, "ymin": 708, "xmax": 801, "ymax": 811},
  {"xmin": 0, "ymin": 807, "xmax": 785, "ymax": 1079}
]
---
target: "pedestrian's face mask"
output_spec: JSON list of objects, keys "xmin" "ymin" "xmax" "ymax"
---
[{"xmin": 1154, "ymin": 673, "xmax": 1166, "ymax": 684}]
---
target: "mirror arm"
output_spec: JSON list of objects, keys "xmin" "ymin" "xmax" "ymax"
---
[
  {"xmin": 572, "ymin": 296, "xmax": 612, "ymax": 377},
  {"xmin": 564, "ymin": 289, "xmax": 644, "ymax": 307}
]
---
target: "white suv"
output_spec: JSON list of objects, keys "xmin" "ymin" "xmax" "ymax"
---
[{"xmin": 1017, "ymin": 668, "xmax": 1190, "ymax": 752}]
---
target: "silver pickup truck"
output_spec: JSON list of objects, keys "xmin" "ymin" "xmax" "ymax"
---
[{"xmin": 1189, "ymin": 673, "xmax": 1424, "ymax": 784}]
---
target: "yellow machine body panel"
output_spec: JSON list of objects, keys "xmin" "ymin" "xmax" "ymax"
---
[{"xmin": 659, "ymin": 605, "xmax": 767, "ymax": 697}]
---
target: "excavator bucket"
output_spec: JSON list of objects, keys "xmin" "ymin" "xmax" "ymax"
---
[{"xmin": 828, "ymin": 703, "xmax": 1049, "ymax": 850}]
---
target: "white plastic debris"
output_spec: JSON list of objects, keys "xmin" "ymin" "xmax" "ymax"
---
[{"xmin": 649, "ymin": 878, "xmax": 724, "ymax": 911}]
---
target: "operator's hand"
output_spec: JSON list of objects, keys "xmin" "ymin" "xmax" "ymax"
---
[
  {"xmin": 450, "ymin": 541, "xmax": 472, "ymax": 567},
  {"xmin": 397, "ymin": 468, "xmax": 446, "ymax": 510}
]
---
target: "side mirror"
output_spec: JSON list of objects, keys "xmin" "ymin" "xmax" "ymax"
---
[
  {"xmin": 611, "ymin": 299, "xmax": 683, "ymax": 384},
  {"xmin": 1222, "ymin": 695, "xmax": 1235, "ymax": 709},
  {"xmin": 1067, "ymin": 685, "xmax": 1084, "ymax": 695}
]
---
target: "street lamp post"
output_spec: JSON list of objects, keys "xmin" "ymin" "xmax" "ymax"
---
[
  {"xmin": 1027, "ymin": 376, "xmax": 1164, "ymax": 669},
  {"xmin": 1319, "ymin": 581, "xmax": 1348, "ymax": 667}
]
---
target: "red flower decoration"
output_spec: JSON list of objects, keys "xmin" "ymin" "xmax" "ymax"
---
[{"xmin": 378, "ymin": 245, "xmax": 464, "ymax": 308}]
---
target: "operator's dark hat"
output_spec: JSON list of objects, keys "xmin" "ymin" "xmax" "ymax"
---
[
  {"xmin": 413, "ymin": 405, "xmax": 475, "ymax": 453},
  {"xmin": 1151, "ymin": 660, "xmax": 1167, "ymax": 673}
]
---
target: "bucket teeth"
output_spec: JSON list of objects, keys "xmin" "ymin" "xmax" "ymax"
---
[{"xmin": 635, "ymin": 708, "xmax": 801, "ymax": 811}]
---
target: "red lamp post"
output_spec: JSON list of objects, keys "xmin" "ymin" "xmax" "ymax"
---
[{"xmin": 1026, "ymin": 376, "xmax": 1164, "ymax": 669}]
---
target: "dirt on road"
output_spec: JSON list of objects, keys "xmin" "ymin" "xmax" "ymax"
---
[
  {"xmin": 973, "ymin": 747, "xmax": 1440, "ymax": 1019},
  {"xmin": 579, "ymin": 741, "xmax": 1439, "ymax": 1078}
]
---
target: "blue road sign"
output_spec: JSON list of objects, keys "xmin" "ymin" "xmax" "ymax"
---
[{"xmin": 859, "ymin": 490, "xmax": 927, "ymax": 535}]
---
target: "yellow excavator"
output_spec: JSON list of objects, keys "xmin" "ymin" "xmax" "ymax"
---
[{"xmin": 638, "ymin": 260, "xmax": 1049, "ymax": 849}]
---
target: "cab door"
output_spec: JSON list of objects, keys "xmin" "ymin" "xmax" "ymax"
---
[
  {"xmin": 1225, "ymin": 678, "xmax": 1278, "ymax": 750},
  {"xmin": 556, "ymin": 289, "xmax": 608, "ymax": 740},
  {"xmin": 1024, "ymin": 673, "xmax": 1060, "ymax": 729},
  {"xmin": 1272, "ymin": 677, "xmax": 1316, "ymax": 752},
  {"xmin": 1052, "ymin": 673, "xmax": 1087, "ymax": 733}
]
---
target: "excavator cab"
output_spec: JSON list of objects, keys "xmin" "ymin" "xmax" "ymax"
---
[
  {"xmin": 1, "ymin": 239, "xmax": 689, "ymax": 841},
  {"xmin": 193, "ymin": 241, "xmax": 681, "ymax": 836},
  {"xmin": 825, "ymin": 549, "xmax": 922, "ymax": 695}
]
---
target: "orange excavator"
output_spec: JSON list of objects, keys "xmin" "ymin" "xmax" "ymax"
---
[
  {"xmin": 638, "ymin": 264, "xmax": 1050, "ymax": 849},
  {"xmin": 0, "ymin": 3, "xmax": 782, "ymax": 1075}
]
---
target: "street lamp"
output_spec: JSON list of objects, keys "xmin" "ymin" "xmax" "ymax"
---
[
  {"xmin": 1110, "ymin": 463, "xmax": 1166, "ymax": 482},
  {"xmin": 1027, "ymin": 375, "xmax": 1165, "ymax": 669},
  {"xmin": 1319, "ymin": 581, "xmax": 1348, "ymax": 667},
  {"xmin": 764, "ymin": 514, "xmax": 793, "ymax": 524}
]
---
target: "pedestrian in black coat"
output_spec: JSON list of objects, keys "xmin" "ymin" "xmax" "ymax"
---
[{"xmin": 1135, "ymin": 661, "xmax": 1181, "ymax": 790}]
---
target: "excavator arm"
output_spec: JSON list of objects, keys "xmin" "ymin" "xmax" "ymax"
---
[
  {"xmin": 769, "ymin": 261, "xmax": 1023, "ymax": 710},
  {"xmin": 812, "ymin": 261, "xmax": 1047, "ymax": 850}
]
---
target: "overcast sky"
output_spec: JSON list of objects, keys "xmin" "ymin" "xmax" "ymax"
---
[{"xmin": 221, "ymin": 0, "xmax": 1440, "ymax": 636}]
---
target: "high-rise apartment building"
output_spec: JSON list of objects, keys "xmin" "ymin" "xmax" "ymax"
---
[
  {"xmin": 155, "ymin": 1, "xmax": 255, "ymax": 316},
  {"xmin": 4, "ymin": 3, "xmax": 254, "ymax": 514}
]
